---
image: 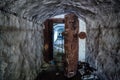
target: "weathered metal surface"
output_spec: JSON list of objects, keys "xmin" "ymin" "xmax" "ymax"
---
[
  {"xmin": 44, "ymin": 19, "xmax": 53, "ymax": 62},
  {"xmin": 64, "ymin": 13, "xmax": 79, "ymax": 78}
]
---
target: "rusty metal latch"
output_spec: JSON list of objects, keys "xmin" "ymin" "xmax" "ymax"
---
[{"xmin": 78, "ymin": 32, "xmax": 86, "ymax": 39}]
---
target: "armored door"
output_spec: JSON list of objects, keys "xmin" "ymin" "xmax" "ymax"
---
[
  {"xmin": 43, "ymin": 14, "xmax": 79, "ymax": 78},
  {"xmin": 64, "ymin": 13, "xmax": 79, "ymax": 78}
]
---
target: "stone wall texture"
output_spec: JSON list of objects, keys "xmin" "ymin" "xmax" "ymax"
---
[
  {"xmin": 0, "ymin": 0, "xmax": 120, "ymax": 80},
  {"xmin": 86, "ymin": 17, "xmax": 120, "ymax": 80},
  {"xmin": 0, "ymin": 11, "xmax": 43, "ymax": 80}
]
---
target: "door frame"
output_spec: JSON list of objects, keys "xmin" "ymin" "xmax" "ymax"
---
[
  {"xmin": 43, "ymin": 13, "xmax": 79, "ymax": 78},
  {"xmin": 43, "ymin": 18, "xmax": 65, "ymax": 62}
]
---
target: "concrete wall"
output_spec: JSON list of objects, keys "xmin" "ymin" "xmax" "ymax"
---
[
  {"xmin": 0, "ymin": 0, "xmax": 120, "ymax": 79},
  {"xmin": 0, "ymin": 11, "xmax": 43, "ymax": 80},
  {"xmin": 86, "ymin": 15, "xmax": 120, "ymax": 80}
]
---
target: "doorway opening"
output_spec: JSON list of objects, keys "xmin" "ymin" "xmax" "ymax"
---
[
  {"xmin": 53, "ymin": 23, "xmax": 65, "ymax": 64},
  {"xmin": 53, "ymin": 14, "xmax": 86, "ymax": 62},
  {"xmin": 43, "ymin": 13, "xmax": 86, "ymax": 78},
  {"xmin": 43, "ymin": 14, "xmax": 86, "ymax": 62}
]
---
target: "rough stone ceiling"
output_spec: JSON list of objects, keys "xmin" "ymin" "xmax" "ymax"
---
[{"xmin": 0, "ymin": 0, "xmax": 120, "ymax": 23}]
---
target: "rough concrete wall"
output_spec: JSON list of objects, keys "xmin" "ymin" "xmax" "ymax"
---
[
  {"xmin": 97, "ymin": 28, "xmax": 120, "ymax": 80},
  {"xmin": 0, "ymin": 11, "xmax": 43, "ymax": 80},
  {"xmin": 0, "ymin": 0, "xmax": 120, "ymax": 80},
  {"xmin": 86, "ymin": 14, "xmax": 120, "ymax": 80}
]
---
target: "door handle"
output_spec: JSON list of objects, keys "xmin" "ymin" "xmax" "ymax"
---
[{"xmin": 78, "ymin": 32, "xmax": 86, "ymax": 39}]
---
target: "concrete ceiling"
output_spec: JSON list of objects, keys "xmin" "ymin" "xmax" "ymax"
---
[{"xmin": 0, "ymin": 0, "xmax": 120, "ymax": 23}]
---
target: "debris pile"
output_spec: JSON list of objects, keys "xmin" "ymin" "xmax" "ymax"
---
[{"xmin": 78, "ymin": 61, "xmax": 99, "ymax": 80}]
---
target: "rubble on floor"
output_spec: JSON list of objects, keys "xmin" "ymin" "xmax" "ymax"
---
[
  {"xmin": 78, "ymin": 61, "xmax": 99, "ymax": 80},
  {"xmin": 36, "ymin": 61, "xmax": 99, "ymax": 80}
]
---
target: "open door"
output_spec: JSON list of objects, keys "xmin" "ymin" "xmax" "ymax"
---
[
  {"xmin": 64, "ymin": 13, "xmax": 79, "ymax": 78},
  {"xmin": 43, "ymin": 13, "xmax": 79, "ymax": 78}
]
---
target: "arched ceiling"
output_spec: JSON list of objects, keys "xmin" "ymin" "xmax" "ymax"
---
[
  {"xmin": 54, "ymin": 24, "xmax": 64, "ymax": 31},
  {"xmin": 0, "ymin": 0, "xmax": 120, "ymax": 24}
]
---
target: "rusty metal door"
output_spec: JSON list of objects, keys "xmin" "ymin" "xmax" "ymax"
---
[
  {"xmin": 64, "ymin": 13, "xmax": 79, "ymax": 78},
  {"xmin": 43, "ymin": 14, "xmax": 79, "ymax": 78},
  {"xmin": 44, "ymin": 19, "xmax": 53, "ymax": 62}
]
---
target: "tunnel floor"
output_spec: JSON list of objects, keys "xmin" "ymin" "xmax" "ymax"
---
[
  {"xmin": 35, "ymin": 61, "xmax": 99, "ymax": 80},
  {"xmin": 35, "ymin": 60, "xmax": 82, "ymax": 80},
  {"xmin": 35, "ymin": 70, "xmax": 82, "ymax": 80}
]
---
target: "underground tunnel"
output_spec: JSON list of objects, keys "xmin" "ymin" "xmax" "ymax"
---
[{"xmin": 0, "ymin": 0, "xmax": 120, "ymax": 80}]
